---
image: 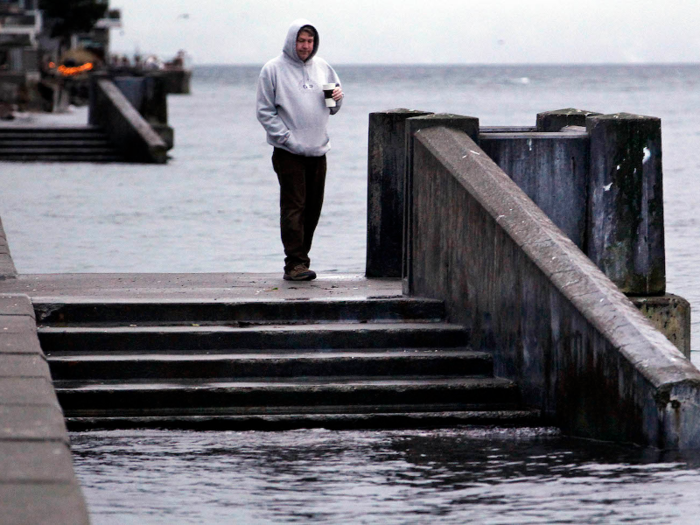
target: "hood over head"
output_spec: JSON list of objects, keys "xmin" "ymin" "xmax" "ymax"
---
[{"xmin": 283, "ymin": 19, "xmax": 319, "ymax": 63}]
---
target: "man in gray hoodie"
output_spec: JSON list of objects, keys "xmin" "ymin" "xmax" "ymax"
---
[{"xmin": 257, "ymin": 19, "xmax": 343, "ymax": 281}]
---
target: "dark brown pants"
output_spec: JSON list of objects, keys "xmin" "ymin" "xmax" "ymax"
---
[{"xmin": 272, "ymin": 148, "xmax": 327, "ymax": 272}]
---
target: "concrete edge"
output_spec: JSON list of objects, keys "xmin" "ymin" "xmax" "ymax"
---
[
  {"xmin": 415, "ymin": 126, "xmax": 699, "ymax": 391},
  {"xmin": 0, "ymin": 293, "xmax": 91, "ymax": 524},
  {"xmin": 0, "ymin": 216, "xmax": 17, "ymax": 280}
]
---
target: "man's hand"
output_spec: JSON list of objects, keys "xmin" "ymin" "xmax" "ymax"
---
[{"xmin": 332, "ymin": 86, "xmax": 343, "ymax": 101}]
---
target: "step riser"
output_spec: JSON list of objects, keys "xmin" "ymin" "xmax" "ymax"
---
[
  {"xmin": 0, "ymin": 157, "xmax": 126, "ymax": 163},
  {"xmin": 56, "ymin": 383, "xmax": 520, "ymax": 411},
  {"xmin": 0, "ymin": 148, "xmax": 120, "ymax": 154},
  {"xmin": 0, "ymin": 127, "xmax": 125, "ymax": 162},
  {"xmin": 34, "ymin": 299, "xmax": 446, "ymax": 325},
  {"xmin": 39, "ymin": 328, "xmax": 469, "ymax": 353},
  {"xmin": 48, "ymin": 355, "xmax": 493, "ymax": 380}
]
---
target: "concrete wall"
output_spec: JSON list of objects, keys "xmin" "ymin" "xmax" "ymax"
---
[
  {"xmin": 89, "ymin": 77, "xmax": 167, "ymax": 164},
  {"xmin": 0, "ymin": 294, "xmax": 90, "ymax": 524},
  {"xmin": 406, "ymin": 126, "xmax": 700, "ymax": 449}
]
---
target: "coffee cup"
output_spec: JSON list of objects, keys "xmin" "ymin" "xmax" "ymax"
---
[{"xmin": 323, "ymin": 83, "xmax": 339, "ymax": 108}]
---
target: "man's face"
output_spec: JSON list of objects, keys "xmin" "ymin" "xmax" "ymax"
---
[{"xmin": 296, "ymin": 31, "xmax": 314, "ymax": 62}]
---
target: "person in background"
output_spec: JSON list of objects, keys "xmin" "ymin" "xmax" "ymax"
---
[{"xmin": 256, "ymin": 19, "xmax": 343, "ymax": 281}]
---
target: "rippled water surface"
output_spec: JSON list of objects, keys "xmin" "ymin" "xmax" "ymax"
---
[
  {"xmin": 71, "ymin": 428, "xmax": 700, "ymax": 524},
  {"xmin": 3, "ymin": 65, "xmax": 700, "ymax": 522}
]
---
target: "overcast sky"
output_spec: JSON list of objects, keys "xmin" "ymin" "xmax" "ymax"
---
[{"xmin": 109, "ymin": 0, "xmax": 700, "ymax": 65}]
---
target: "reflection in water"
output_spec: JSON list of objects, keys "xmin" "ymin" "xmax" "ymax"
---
[{"xmin": 71, "ymin": 428, "xmax": 700, "ymax": 524}]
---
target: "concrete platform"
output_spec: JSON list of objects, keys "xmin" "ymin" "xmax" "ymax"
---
[{"xmin": 0, "ymin": 273, "xmax": 404, "ymax": 301}]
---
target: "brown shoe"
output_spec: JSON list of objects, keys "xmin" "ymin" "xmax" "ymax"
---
[{"xmin": 283, "ymin": 264, "xmax": 317, "ymax": 281}]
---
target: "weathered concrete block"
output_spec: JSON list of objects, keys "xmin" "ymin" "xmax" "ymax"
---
[
  {"xmin": 0, "ymin": 294, "xmax": 34, "ymax": 318},
  {"xmin": 480, "ymin": 132, "xmax": 589, "ymax": 249},
  {"xmin": 629, "ymin": 294, "xmax": 691, "ymax": 358},
  {"xmin": 0, "ymin": 483, "xmax": 90, "ymax": 525},
  {"xmin": 0, "ymin": 442, "xmax": 75, "ymax": 483},
  {"xmin": 0, "ymin": 332, "xmax": 44, "ymax": 355},
  {"xmin": 536, "ymin": 108, "xmax": 602, "ymax": 132},
  {"xmin": 0, "ymin": 378, "xmax": 60, "ymax": 407},
  {"xmin": 367, "ymin": 109, "xmax": 432, "ymax": 277},
  {"xmin": 587, "ymin": 113, "xmax": 665, "ymax": 294},
  {"xmin": 0, "ymin": 405, "xmax": 68, "ymax": 441},
  {"xmin": 0, "ymin": 354, "xmax": 51, "ymax": 378}
]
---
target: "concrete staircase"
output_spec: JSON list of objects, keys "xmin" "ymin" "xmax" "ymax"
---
[
  {"xmin": 0, "ymin": 126, "xmax": 125, "ymax": 162},
  {"xmin": 34, "ymin": 297, "xmax": 539, "ymax": 430}
]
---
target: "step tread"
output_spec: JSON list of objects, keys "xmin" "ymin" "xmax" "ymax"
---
[
  {"xmin": 0, "ymin": 158, "xmax": 126, "ymax": 163},
  {"xmin": 0, "ymin": 141, "xmax": 112, "ymax": 147},
  {"xmin": 55, "ymin": 375, "xmax": 514, "ymax": 390},
  {"xmin": 0, "ymin": 147, "xmax": 119, "ymax": 153},
  {"xmin": 40, "ymin": 321, "xmax": 464, "ymax": 334},
  {"xmin": 48, "ymin": 349, "xmax": 489, "ymax": 362},
  {"xmin": 0, "ymin": 127, "xmax": 103, "ymax": 134},
  {"xmin": 34, "ymin": 297, "xmax": 445, "ymax": 325}
]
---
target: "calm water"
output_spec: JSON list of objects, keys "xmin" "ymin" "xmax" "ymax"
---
[
  {"xmin": 2, "ymin": 64, "xmax": 700, "ymax": 522},
  {"xmin": 71, "ymin": 427, "xmax": 700, "ymax": 524}
]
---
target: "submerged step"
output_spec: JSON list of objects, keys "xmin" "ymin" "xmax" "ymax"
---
[
  {"xmin": 65, "ymin": 409, "xmax": 541, "ymax": 431},
  {"xmin": 33, "ymin": 297, "xmax": 446, "ymax": 325},
  {"xmin": 55, "ymin": 376, "xmax": 521, "ymax": 414},
  {"xmin": 39, "ymin": 322, "xmax": 469, "ymax": 353},
  {"xmin": 48, "ymin": 349, "xmax": 493, "ymax": 380}
]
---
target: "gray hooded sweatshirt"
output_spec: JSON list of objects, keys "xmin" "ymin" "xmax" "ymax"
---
[{"xmin": 256, "ymin": 19, "xmax": 342, "ymax": 157}]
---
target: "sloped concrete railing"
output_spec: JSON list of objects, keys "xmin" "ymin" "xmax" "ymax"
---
[
  {"xmin": 405, "ymin": 126, "xmax": 700, "ymax": 449},
  {"xmin": 0, "ymin": 216, "xmax": 17, "ymax": 280},
  {"xmin": 89, "ymin": 78, "xmax": 167, "ymax": 164}
]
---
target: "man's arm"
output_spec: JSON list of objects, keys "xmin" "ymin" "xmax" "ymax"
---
[{"xmin": 256, "ymin": 68, "xmax": 291, "ymax": 145}]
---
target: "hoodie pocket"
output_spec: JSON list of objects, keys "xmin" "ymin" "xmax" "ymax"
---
[{"xmin": 283, "ymin": 132, "xmax": 302, "ymax": 154}]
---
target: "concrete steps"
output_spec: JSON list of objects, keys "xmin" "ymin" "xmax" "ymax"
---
[
  {"xmin": 35, "ymin": 296, "xmax": 539, "ymax": 430},
  {"xmin": 0, "ymin": 127, "xmax": 126, "ymax": 163}
]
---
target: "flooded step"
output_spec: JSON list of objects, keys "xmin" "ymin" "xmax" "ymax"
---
[
  {"xmin": 65, "ymin": 408, "xmax": 542, "ymax": 431},
  {"xmin": 48, "ymin": 349, "xmax": 492, "ymax": 380},
  {"xmin": 34, "ymin": 297, "xmax": 445, "ymax": 325},
  {"xmin": 55, "ymin": 376, "xmax": 521, "ymax": 414},
  {"xmin": 39, "ymin": 322, "xmax": 469, "ymax": 353},
  {"xmin": 77, "ymin": 408, "xmax": 541, "ymax": 430}
]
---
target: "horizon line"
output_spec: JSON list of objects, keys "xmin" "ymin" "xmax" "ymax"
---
[{"xmin": 190, "ymin": 61, "xmax": 700, "ymax": 68}]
